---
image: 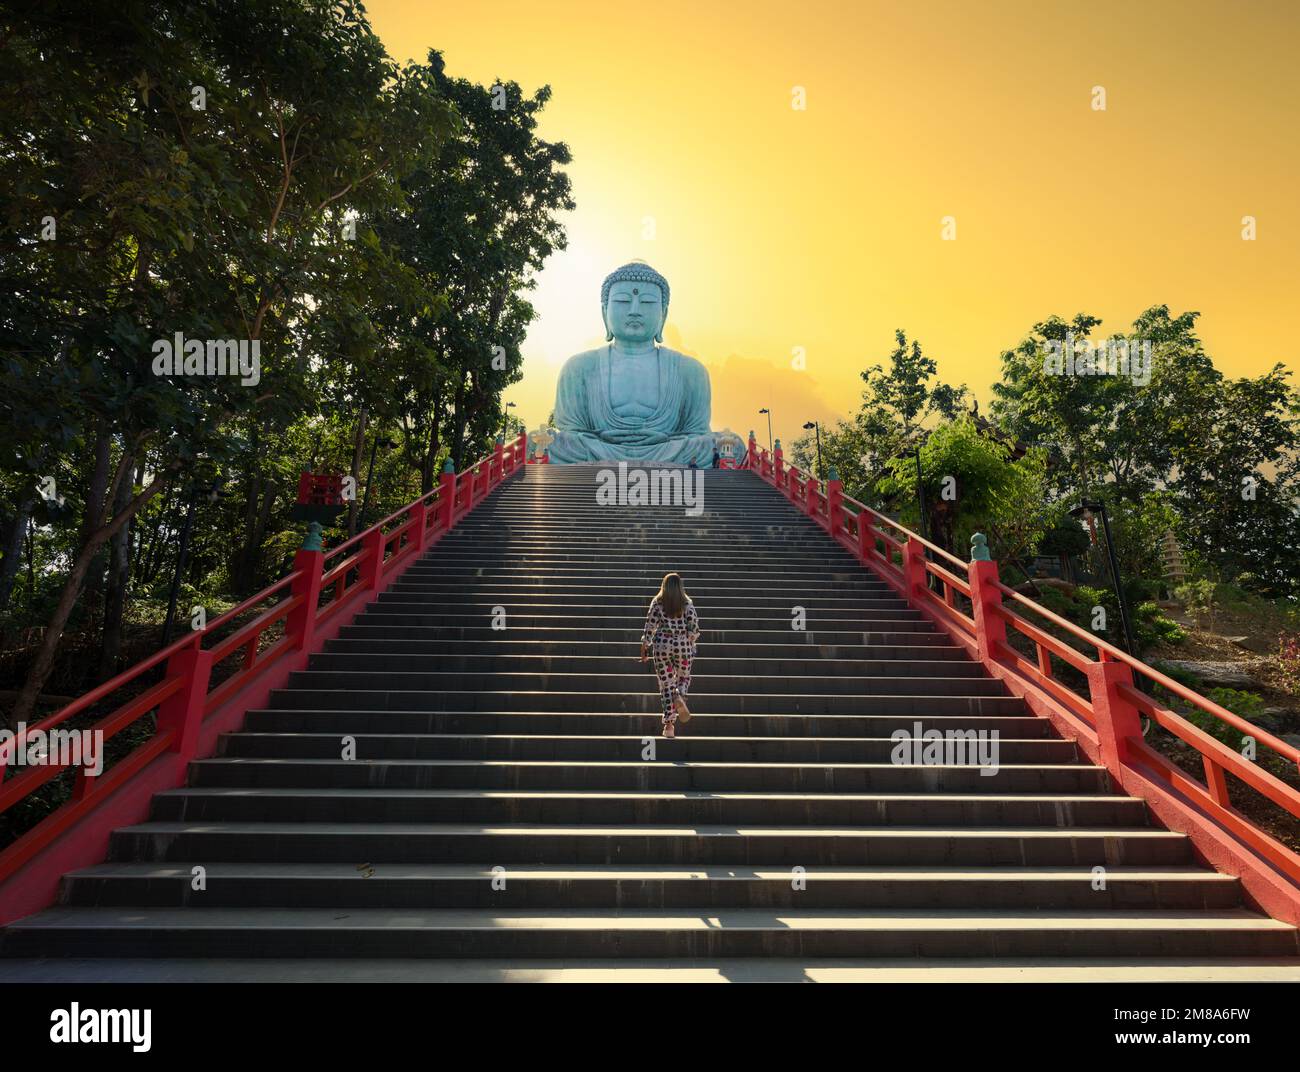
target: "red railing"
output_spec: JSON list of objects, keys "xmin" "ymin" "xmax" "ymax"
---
[
  {"xmin": 0, "ymin": 432, "xmax": 527, "ymax": 905},
  {"xmin": 743, "ymin": 433, "xmax": 1300, "ymax": 923}
]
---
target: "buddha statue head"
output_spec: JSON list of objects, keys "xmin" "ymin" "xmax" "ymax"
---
[{"xmin": 601, "ymin": 261, "xmax": 670, "ymax": 345}]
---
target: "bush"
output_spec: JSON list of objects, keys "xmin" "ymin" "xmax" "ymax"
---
[
  {"xmin": 1073, "ymin": 585, "xmax": 1184, "ymax": 652},
  {"xmin": 1277, "ymin": 632, "xmax": 1300, "ymax": 695},
  {"xmin": 1175, "ymin": 579, "xmax": 1219, "ymax": 628},
  {"xmin": 1186, "ymin": 688, "xmax": 1271, "ymax": 749}
]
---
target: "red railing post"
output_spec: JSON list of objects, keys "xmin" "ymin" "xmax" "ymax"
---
[
  {"xmin": 805, "ymin": 471, "xmax": 819, "ymax": 519},
  {"xmin": 156, "ymin": 638, "xmax": 215, "ymax": 760},
  {"xmin": 408, "ymin": 498, "xmax": 428, "ymax": 552},
  {"xmin": 773, "ymin": 439, "xmax": 784, "ymax": 491},
  {"xmin": 826, "ymin": 467, "xmax": 843, "ymax": 536},
  {"xmin": 492, "ymin": 435, "xmax": 504, "ymax": 486},
  {"xmin": 966, "ymin": 536, "xmax": 1007, "ymax": 664},
  {"xmin": 439, "ymin": 460, "xmax": 457, "ymax": 531},
  {"xmin": 856, "ymin": 507, "xmax": 876, "ymax": 562},
  {"xmin": 747, "ymin": 431, "xmax": 757, "ymax": 469},
  {"xmin": 902, "ymin": 536, "xmax": 927, "ymax": 603},
  {"xmin": 361, "ymin": 525, "xmax": 385, "ymax": 591},
  {"xmin": 287, "ymin": 545, "xmax": 325, "ymax": 651},
  {"xmin": 1085, "ymin": 659, "xmax": 1145, "ymax": 772}
]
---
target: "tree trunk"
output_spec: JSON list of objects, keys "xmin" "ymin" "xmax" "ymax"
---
[
  {"xmin": 0, "ymin": 496, "xmax": 34, "ymax": 611},
  {"xmin": 233, "ymin": 427, "xmax": 264, "ymax": 594},
  {"xmin": 347, "ymin": 407, "xmax": 368, "ymax": 537},
  {"xmin": 78, "ymin": 434, "xmax": 114, "ymax": 637},
  {"xmin": 450, "ymin": 375, "xmax": 467, "ymax": 471},
  {"xmin": 420, "ymin": 413, "xmax": 441, "ymax": 494},
  {"xmin": 8, "ymin": 457, "xmax": 177, "ymax": 728},
  {"xmin": 97, "ymin": 453, "xmax": 136, "ymax": 679}
]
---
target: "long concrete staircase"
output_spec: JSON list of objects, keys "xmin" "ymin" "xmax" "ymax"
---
[{"xmin": 3, "ymin": 464, "xmax": 1299, "ymax": 979}]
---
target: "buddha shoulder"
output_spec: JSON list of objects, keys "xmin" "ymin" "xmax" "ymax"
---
[
  {"xmin": 664, "ymin": 349, "xmax": 710, "ymax": 387},
  {"xmin": 557, "ymin": 348, "xmax": 604, "ymax": 378}
]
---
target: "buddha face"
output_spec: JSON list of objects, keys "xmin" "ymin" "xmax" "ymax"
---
[{"xmin": 604, "ymin": 281, "xmax": 664, "ymax": 345}]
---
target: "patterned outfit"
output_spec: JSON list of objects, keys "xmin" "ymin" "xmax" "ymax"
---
[{"xmin": 641, "ymin": 597, "xmax": 700, "ymax": 724}]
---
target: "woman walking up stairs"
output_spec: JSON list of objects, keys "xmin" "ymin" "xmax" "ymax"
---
[{"xmin": 639, "ymin": 572, "xmax": 700, "ymax": 737}]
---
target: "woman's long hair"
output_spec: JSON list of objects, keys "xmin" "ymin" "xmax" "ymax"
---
[{"xmin": 655, "ymin": 572, "xmax": 689, "ymax": 618}]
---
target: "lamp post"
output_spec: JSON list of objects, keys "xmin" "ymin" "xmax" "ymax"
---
[
  {"xmin": 802, "ymin": 420, "xmax": 822, "ymax": 478},
  {"xmin": 1070, "ymin": 498, "xmax": 1137, "ymax": 658},
  {"xmin": 359, "ymin": 435, "xmax": 398, "ymax": 531},
  {"xmin": 759, "ymin": 408, "xmax": 773, "ymax": 453},
  {"xmin": 503, "ymin": 401, "xmax": 517, "ymax": 436}
]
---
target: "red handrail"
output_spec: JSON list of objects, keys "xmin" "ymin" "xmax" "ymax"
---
[
  {"xmin": 0, "ymin": 431, "xmax": 528, "ymax": 891},
  {"xmin": 740, "ymin": 431, "xmax": 1300, "ymax": 920}
]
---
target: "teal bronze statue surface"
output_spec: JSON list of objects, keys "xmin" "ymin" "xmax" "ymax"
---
[{"xmin": 547, "ymin": 262, "xmax": 716, "ymax": 465}]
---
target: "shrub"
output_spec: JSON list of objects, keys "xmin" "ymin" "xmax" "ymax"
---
[{"xmin": 1277, "ymin": 632, "xmax": 1300, "ymax": 695}]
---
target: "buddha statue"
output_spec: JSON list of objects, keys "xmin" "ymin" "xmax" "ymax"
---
[{"xmin": 547, "ymin": 262, "xmax": 716, "ymax": 465}]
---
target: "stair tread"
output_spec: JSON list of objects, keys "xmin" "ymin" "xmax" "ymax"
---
[
  {"xmin": 65, "ymin": 862, "xmax": 1231, "ymax": 881},
  {"xmin": 194, "ymin": 757, "xmax": 1096, "ymax": 769},
  {"xmin": 156, "ymin": 786, "xmax": 1137, "ymax": 801},
  {"xmin": 223, "ymin": 732, "xmax": 1062, "ymax": 743},
  {"xmin": 11, "ymin": 906, "xmax": 1288, "ymax": 931},
  {"xmin": 114, "ymin": 820, "xmax": 1182, "ymax": 837}
]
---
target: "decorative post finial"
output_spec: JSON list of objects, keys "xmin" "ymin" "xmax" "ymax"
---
[
  {"xmin": 442, "ymin": 459, "xmax": 456, "ymax": 474},
  {"xmin": 971, "ymin": 532, "xmax": 991, "ymax": 561},
  {"xmin": 301, "ymin": 521, "xmax": 323, "ymax": 552},
  {"xmin": 827, "ymin": 465, "xmax": 839, "ymax": 481}
]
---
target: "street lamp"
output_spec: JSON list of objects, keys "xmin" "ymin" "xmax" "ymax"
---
[
  {"xmin": 758, "ymin": 408, "xmax": 773, "ymax": 453},
  {"xmin": 802, "ymin": 420, "xmax": 822, "ymax": 477},
  {"xmin": 1069, "ymin": 498, "xmax": 1138, "ymax": 658},
  {"xmin": 503, "ymin": 401, "xmax": 517, "ymax": 435},
  {"xmin": 359, "ymin": 434, "xmax": 398, "ymax": 531}
]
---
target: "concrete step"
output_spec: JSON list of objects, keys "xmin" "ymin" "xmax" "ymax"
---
[
  {"xmin": 7, "ymin": 957, "xmax": 1300, "ymax": 982},
  {"xmin": 148, "ymin": 787, "xmax": 1147, "ymax": 827},
  {"xmin": 56, "ymin": 862, "xmax": 1240, "ymax": 911},
  {"xmin": 185, "ymin": 758, "xmax": 1111, "ymax": 793},
  {"xmin": 351, "ymin": 611, "xmax": 932, "ymax": 630},
  {"xmin": 102, "ymin": 821, "xmax": 1190, "ymax": 866},
  {"xmin": 335, "ymin": 624, "xmax": 953, "ymax": 644},
  {"xmin": 8, "ymin": 906, "xmax": 1293, "ymax": 959},
  {"xmin": 242, "ymin": 709, "xmax": 1054, "ymax": 738},
  {"xmin": 302, "ymin": 652, "xmax": 989, "ymax": 680},
  {"xmin": 266, "ymin": 688, "xmax": 1027, "ymax": 716},
  {"xmin": 373, "ymin": 591, "xmax": 915, "ymax": 611},
  {"xmin": 282, "ymin": 670, "xmax": 1009, "ymax": 698},
  {"xmin": 323, "ymin": 637, "xmax": 968, "ymax": 660},
  {"xmin": 216, "ymin": 732, "xmax": 1076, "ymax": 764}
]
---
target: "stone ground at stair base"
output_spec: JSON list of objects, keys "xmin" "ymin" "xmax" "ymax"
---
[{"xmin": 1, "ymin": 465, "xmax": 1298, "ymax": 980}]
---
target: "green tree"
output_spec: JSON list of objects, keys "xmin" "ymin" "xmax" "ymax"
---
[
  {"xmin": 876, "ymin": 417, "xmax": 1057, "ymax": 564},
  {"xmin": 0, "ymin": 0, "xmax": 456, "ymax": 723}
]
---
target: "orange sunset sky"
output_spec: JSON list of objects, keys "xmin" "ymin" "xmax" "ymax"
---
[{"xmin": 367, "ymin": 0, "xmax": 1299, "ymax": 449}]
